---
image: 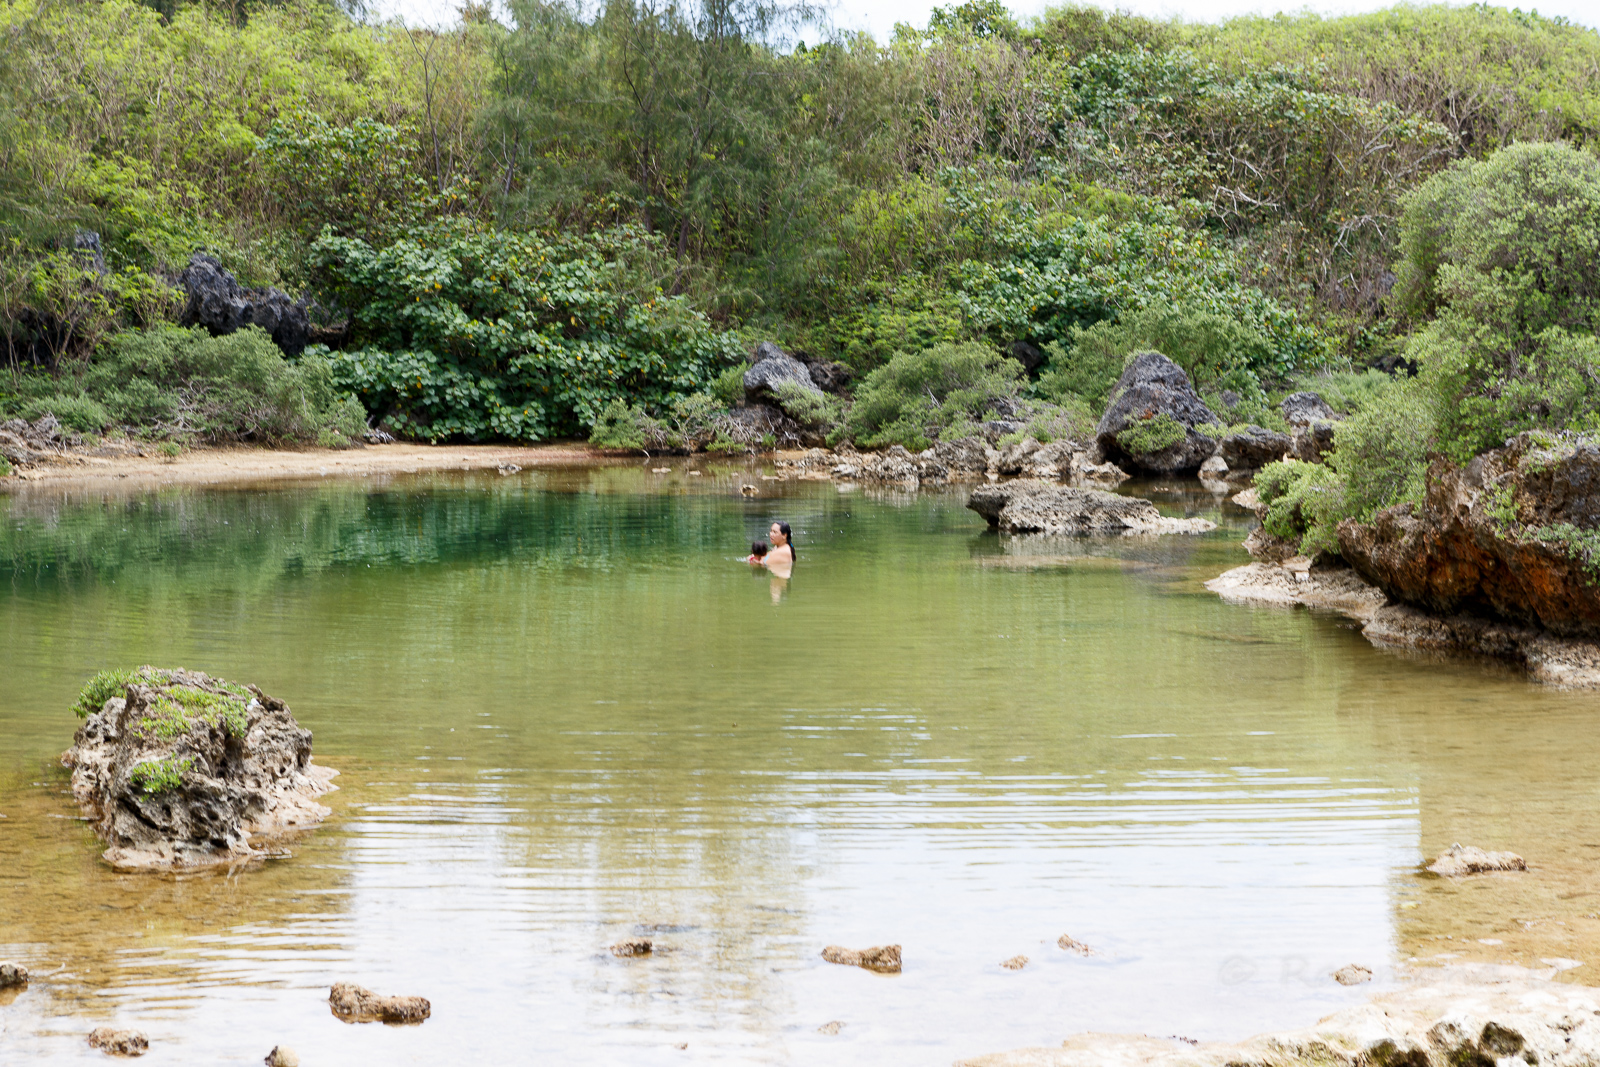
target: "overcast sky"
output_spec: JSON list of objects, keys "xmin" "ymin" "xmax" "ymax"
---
[{"xmin": 373, "ymin": 0, "xmax": 1597, "ymax": 36}]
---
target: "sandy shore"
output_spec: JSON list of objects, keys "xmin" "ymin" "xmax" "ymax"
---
[{"xmin": 0, "ymin": 441, "xmax": 613, "ymax": 492}]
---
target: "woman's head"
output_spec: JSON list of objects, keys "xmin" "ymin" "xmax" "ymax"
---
[{"xmin": 770, "ymin": 521, "xmax": 795, "ymax": 558}]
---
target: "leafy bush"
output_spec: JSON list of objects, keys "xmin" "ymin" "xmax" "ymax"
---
[
  {"xmin": 20, "ymin": 393, "xmax": 110, "ymax": 433},
  {"xmin": 1330, "ymin": 378, "xmax": 1435, "ymax": 521},
  {"xmin": 0, "ymin": 455, "xmax": 11, "ymax": 478},
  {"xmin": 710, "ymin": 366, "xmax": 746, "ymax": 408},
  {"xmin": 1115, "ymin": 413, "xmax": 1186, "ymax": 456},
  {"xmin": 72, "ymin": 668, "xmax": 141, "ymax": 719},
  {"xmin": 38, "ymin": 327, "xmax": 368, "ymax": 445},
  {"xmin": 588, "ymin": 399, "xmax": 661, "ymax": 452},
  {"xmin": 315, "ymin": 222, "xmax": 745, "ymax": 441},
  {"xmin": 771, "ymin": 380, "xmax": 843, "ymax": 433},
  {"xmin": 1288, "ymin": 369, "xmax": 1397, "ymax": 415},
  {"xmin": 129, "ymin": 756, "xmax": 194, "ymax": 795},
  {"xmin": 835, "ymin": 342, "xmax": 1023, "ymax": 450},
  {"xmin": 1254, "ymin": 459, "xmax": 1347, "ymax": 556}
]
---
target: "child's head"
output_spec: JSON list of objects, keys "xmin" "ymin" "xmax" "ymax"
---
[{"xmin": 751, "ymin": 541, "xmax": 769, "ymax": 558}]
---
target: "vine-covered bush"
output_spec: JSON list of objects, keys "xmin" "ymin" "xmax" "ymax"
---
[
  {"xmin": 313, "ymin": 222, "xmax": 745, "ymax": 441},
  {"xmin": 835, "ymin": 342, "xmax": 1023, "ymax": 450}
]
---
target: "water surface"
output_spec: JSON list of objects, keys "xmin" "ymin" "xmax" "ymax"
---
[{"xmin": 3, "ymin": 465, "xmax": 1598, "ymax": 1064}]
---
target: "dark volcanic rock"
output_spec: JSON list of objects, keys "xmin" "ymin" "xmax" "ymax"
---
[
  {"xmin": 1095, "ymin": 352, "xmax": 1220, "ymax": 473},
  {"xmin": 1280, "ymin": 391, "xmax": 1338, "ymax": 427},
  {"xmin": 62, "ymin": 667, "xmax": 336, "ymax": 870},
  {"xmin": 805, "ymin": 359, "xmax": 853, "ymax": 394},
  {"xmin": 967, "ymin": 480, "xmax": 1214, "ymax": 535},
  {"xmin": 179, "ymin": 254, "xmax": 311, "ymax": 357},
  {"xmin": 1008, "ymin": 340, "xmax": 1046, "ymax": 375},
  {"xmin": 744, "ymin": 342, "xmax": 821, "ymax": 405},
  {"xmin": 1337, "ymin": 434, "xmax": 1600, "ymax": 638},
  {"xmin": 1220, "ymin": 426, "xmax": 1293, "ymax": 470}
]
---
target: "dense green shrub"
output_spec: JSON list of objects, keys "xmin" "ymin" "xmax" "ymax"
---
[
  {"xmin": 1254, "ymin": 458, "xmax": 1347, "ymax": 556},
  {"xmin": 1115, "ymin": 412, "xmax": 1186, "ymax": 456},
  {"xmin": 72, "ymin": 667, "xmax": 141, "ymax": 718},
  {"xmin": 1330, "ymin": 378, "xmax": 1435, "ymax": 521},
  {"xmin": 130, "ymin": 756, "xmax": 194, "ymax": 795},
  {"xmin": 1288, "ymin": 369, "xmax": 1396, "ymax": 415},
  {"xmin": 835, "ymin": 342, "xmax": 1023, "ymax": 450},
  {"xmin": 770, "ymin": 381, "xmax": 843, "ymax": 433},
  {"xmin": 315, "ymin": 222, "xmax": 744, "ymax": 441},
  {"xmin": 7, "ymin": 327, "xmax": 367, "ymax": 445}
]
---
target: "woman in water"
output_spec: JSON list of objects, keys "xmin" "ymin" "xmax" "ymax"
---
[{"xmin": 761, "ymin": 521, "xmax": 795, "ymax": 568}]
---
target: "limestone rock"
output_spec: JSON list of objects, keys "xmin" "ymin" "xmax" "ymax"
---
[
  {"xmin": 1337, "ymin": 434, "xmax": 1600, "ymax": 638},
  {"xmin": 1280, "ymin": 391, "xmax": 1338, "ymax": 427},
  {"xmin": 967, "ymin": 481, "xmax": 1215, "ymax": 536},
  {"xmin": 821, "ymin": 944, "xmax": 902, "ymax": 973},
  {"xmin": 933, "ymin": 436, "xmax": 996, "ymax": 478},
  {"xmin": 860, "ymin": 445, "xmax": 921, "ymax": 486},
  {"xmin": 610, "ymin": 937, "xmax": 654, "ymax": 957},
  {"xmin": 61, "ymin": 666, "xmax": 336, "ymax": 871},
  {"xmin": 1199, "ymin": 455, "xmax": 1228, "ymax": 477},
  {"xmin": 1057, "ymin": 935, "xmax": 1093, "ymax": 956},
  {"xmin": 1332, "ymin": 964, "xmax": 1372, "ymax": 985},
  {"xmin": 805, "ymin": 359, "xmax": 853, "ymax": 394},
  {"xmin": 1428, "ymin": 844, "xmax": 1526, "ymax": 877},
  {"xmin": 1095, "ymin": 352, "xmax": 1220, "ymax": 473},
  {"xmin": 328, "ymin": 981, "xmax": 431, "ymax": 1023},
  {"xmin": 957, "ymin": 965, "xmax": 1600, "ymax": 1067},
  {"xmin": 88, "ymin": 1028, "xmax": 148, "ymax": 1056},
  {"xmin": 817, "ymin": 1021, "xmax": 846, "ymax": 1035},
  {"xmin": 1220, "ymin": 426, "xmax": 1293, "ymax": 470},
  {"xmin": 0, "ymin": 961, "xmax": 28, "ymax": 987},
  {"xmin": 996, "ymin": 436, "xmax": 1043, "ymax": 475},
  {"xmin": 264, "ymin": 1047, "xmax": 300, "ymax": 1067},
  {"xmin": 1001, "ymin": 955, "xmax": 1029, "ymax": 971},
  {"xmin": 179, "ymin": 254, "xmax": 311, "ymax": 357},
  {"xmin": 744, "ymin": 342, "xmax": 821, "ymax": 405},
  {"xmin": 1292, "ymin": 420, "xmax": 1338, "ymax": 463}
]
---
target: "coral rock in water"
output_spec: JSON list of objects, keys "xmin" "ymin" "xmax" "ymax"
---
[
  {"xmin": 62, "ymin": 667, "xmax": 336, "ymax": 871},
  {"xmin": 88, "ymin": 1028, "xmax": 149, "ymax": 1056},
  {"xmin": 328, "ymin": 982, "xmax": 431, "ymax": 1023},
  {"xmin": 610, "ymin": 938, "xmax": 653, "ymax": 957},
  {"xmin": 821, "ymin": 944, "xmax": 902, "ymax": 973},
  {"xmin": 1427, "ymin": 843, "xmax": 1527, "ymax": 877}
]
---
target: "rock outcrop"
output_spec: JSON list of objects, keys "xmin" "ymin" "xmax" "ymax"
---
[
  {"xmin": 821, "ymin": 944, "xmax": 902, "ymax": 973},
  {"xmin": 328, "ymin": 982, "xmax": 431, "ymax": 1023},
  {"xmin": 968, "ymin": 481, "xmax": 1216, "ymax": 536},
  {"xmin": 1280, "ymin": 391, "xmax": 1337, "ymax": 426},
  {"xmin": 1219, "ymin": 426, "xmax": 1293, "ymax": 471},
  {"xmin": 62, "ymin": 667, "xmax": 337, "ymax": 871},
  {"xmin": 1337, "ymin": 434, "xmax": 1600, "ymax": 639},
  {"xmin": 0, "ymin": 961, "xmax": 28, "ymax": 987},
  {"xmin": 960, "ymin": 965, "xmax": 1600, "ymax": 1067},
  {"xmin": 179, "ymin": 254, "xmax": 312, "ymax": 357},
  {"xmin": 88, "ymin": 1028, "xmax": 149, "ymax": 1056},
  {"xmin": 1096, "ymin": 352, "xmax": 1220, "ymax": 473},
  {"xmin": 1427, "ymin": 844, "xmax": 1526, "ymax": 877},
  {"xmin": 743, "ymin": 342, "xmax": 822, "ymax": 406},
  {"xmin": 610, "ymin": 937, "xmax": 653, "ymax": 957}
]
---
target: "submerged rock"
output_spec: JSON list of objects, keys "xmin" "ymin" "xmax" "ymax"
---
[
  {"xmin": 61, "ymin": 666, "xmax": 336, "ymax": 871},
  {"xmin": 1428, "ymin": 844, "xmax": 1526, "ymax": 877},
  {"xmin": 1095, "ymin": 352, "xmax": 1220, "ymax": 473},
  {"xmin": 328, "ymin": 982, "xmax": 431, "ymax": 1023},
  {"xmin": 1331, "ymin": 964, "xmax": 1372, "ymax": 986},
  {"xmin": 610, "ymin": 937, "xmax": 654, "ymax": 957},
  {"xmin": 1338, "ymin": 434, "xmax": 1600, "ymax": 639},
  {"xmin": 0, "ymin": 961, "xmax": 28, "ymax": 987},
  {"xmin": 968, "ymin": 481, "xmax": 1215, "ymax": 536},
  {"xmin": 1057, "ymin": 935, "xmax": 1094, "ymax": 956},
  {"xmin": 821, "ymin": 944, "xmax": 902, "ymax": 973},
  {"xmin": 1000, "ymin": 955, "xmax": 1029, "ymax": 971},
  {"xmin": 88, "ymin": 1027, "xmax": 148, "ymax": 1056},
  {"xmin": 959, "ymin": 965, "xmax": 1600, "ymax": 1067},
  {"xmin": 817, "ymin": 1021, "xmax": 846, "ymax": 1036}
]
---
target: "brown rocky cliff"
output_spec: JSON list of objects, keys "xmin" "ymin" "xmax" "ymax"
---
[{"xmin": 1337, "ymin": 436, "xmax": 1600, "ymax": 638}]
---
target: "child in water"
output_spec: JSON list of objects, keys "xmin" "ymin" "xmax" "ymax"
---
[{"xmin": 746, "ymin": 541, "xmax": 769, "ymax": 563}]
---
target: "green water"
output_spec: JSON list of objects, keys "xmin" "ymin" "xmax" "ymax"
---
[{"xmin": 3, "ymin": 465, "xmax": 1599, "ymax": 1065}]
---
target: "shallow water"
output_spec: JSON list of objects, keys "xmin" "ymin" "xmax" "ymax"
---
[{"xmin": 2, "ymin": 464, "xmax": 1599, "ymax": 1064}]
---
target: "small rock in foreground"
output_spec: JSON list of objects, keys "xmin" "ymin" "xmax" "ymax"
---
[
  {"xmin": 88, "ymin": 1027, "xmax": 148, "ymax": 1056},
  {"xmin": 264, "ymin": 1047, "xmax": 300, "ymax": 1067},
  {"xmin": 611, "ymin": 937, "xmax": 653, "ymax": 958},
  {"xmin": 328, "ymin": 981, "xmax": 431, "ymax": 1023},
  {"xmin": 821, "ymin": 944, "xmax": 902, "ymax": 973},
  {"xmin": 1332, "ymin": 964, "xmax": 1373, "ymax": 986},
  {"xmin": 1057, "ymin": 935, "xmax": 1094, "ymax": 956},
  {"xmin": 1428, "ymin": 843, "xmax": 1527, "ymax": 876},
  {"xmin": 0, "ymin": 961, "xmax": 28, "ymax": 987},
  {"xmin": 817, "ymin": 1021, "xmax": 845, "ymax": 1035},
  {"xmin": 1000, "ymin": 955, "xmax": 1029, "ymax": 971}
]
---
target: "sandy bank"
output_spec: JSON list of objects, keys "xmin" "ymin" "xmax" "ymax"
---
[{"xmin": 0, "ymin": 441, "xmax": 609, "ymax": 492}]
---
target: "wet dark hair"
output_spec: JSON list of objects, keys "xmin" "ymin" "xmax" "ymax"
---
[
  {"xmin": 774, "ymin": 521, "xmax": 795, "ymax": 559},
  {"xmin": 751, "ymin": 541, "xmax": 769, "ymax": 557}
]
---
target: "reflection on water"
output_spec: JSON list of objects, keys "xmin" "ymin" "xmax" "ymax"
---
[{"xmin": 2, "ymin": 465, "xmax": 1599, "ymax": 1064}]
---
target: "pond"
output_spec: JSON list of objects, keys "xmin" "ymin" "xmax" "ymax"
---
[{"xmin": 3, "ymin": 463, "xmax": 1599, "ymax": 1065}]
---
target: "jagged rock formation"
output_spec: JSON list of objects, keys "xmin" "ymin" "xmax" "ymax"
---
[
  {"xmin": 968, "ymin": 480, "xmax": 1215, "ymax": 535},
  {"xmin": 328, "ymin": 982, "xmax": 431, "ymax": 1023},
  {"xmin": 1338, "ymin": 434, "xmax": 1600, "ymax": 639},
  {"xmin": 821, "ymin": 944, "xmax": 902, "ymax": 973},
  {"xmin": 62, "ymin": 667, "xmax": 336, "ymax": 870},
  {"xmin": 743, "ymin": 341, "xmax": 822, "ymax": 405},
  {"xmin": 179, "ymin": 254, "xmax": 312, "ymax": 357},
  {"xmin": 1095, "ymin": 352, "xmax": 1220, "ymax": 473},
  {"xmin": 1219, "ymin": 426, "xmax": 1293, "ymax": 471}
]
